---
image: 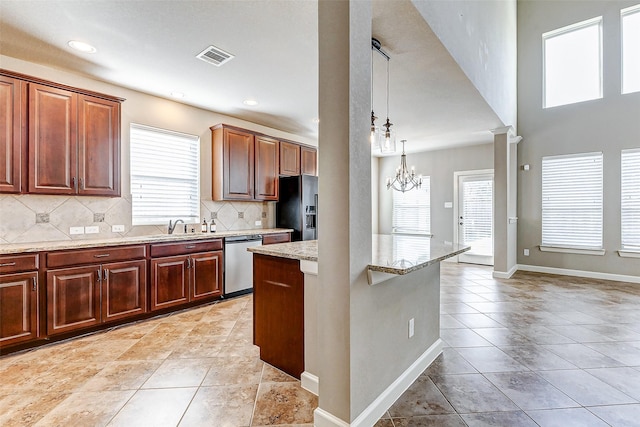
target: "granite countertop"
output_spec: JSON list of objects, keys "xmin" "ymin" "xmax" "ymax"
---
[
  {"xmin": 0, "ymin": 228, "xmax": 293, "ymax": 255},
  {"xmin": 248, "ymin": 240, "xmax": 317, "ymax": 261},
  {"xmin": 246, "ymin": 234, "xmax": 470, "ymax": 276}
]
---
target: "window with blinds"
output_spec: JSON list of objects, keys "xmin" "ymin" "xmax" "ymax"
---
[
  {"xmin": 622, "ymin": 149, "xmax": 640, "ymax": 250},
  {"xmin": 392, "ymin": 177, "xmax": 431, "ymax": 235},
  {"xmin": 542, "ymin": 152, "xmax": 603, "ymax": 250},
  {"xmin": 622, "ymin": 4, "xmax": 640, "ymax": 94},
  {"xmin": 130, "ymin": 124, "xmax": 200, "ymax": 226}
]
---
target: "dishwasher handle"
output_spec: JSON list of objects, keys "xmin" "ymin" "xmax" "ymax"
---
[{"xmin": 225, "ymin": 235, "xmax": 263, "ymax": 243}]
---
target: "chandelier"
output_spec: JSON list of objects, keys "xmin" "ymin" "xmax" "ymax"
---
[
  {"xmin": 386, "ymin": 140, "xmax": 422, "ymax": 192},
  {"xmin": 371, "ymin": 38, "xmax": 396, "ymax": 153}
]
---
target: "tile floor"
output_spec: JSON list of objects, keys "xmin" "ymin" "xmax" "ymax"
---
[
  {"xmin": 0, "ymin": 295, "xmax": 317, "ymax": 426},
  {"xmin": 376, "ymin": 263, "xmax": 640, "ymax": 427},
  {"xmin": 2, "ymin": 263, "xmax": 640, "ymax": 426}
]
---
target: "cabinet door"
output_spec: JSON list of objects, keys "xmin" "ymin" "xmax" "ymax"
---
[
  {"xmin": 102, "ymin": 260, "xmax": 147, "ymax": 323},
  {"xmin": 224, "ymin": 128, "xmax": 254, "ymax": 200},
  {"xmin": 150, "ymin": 255, "xmax": 189, "ymax": 311},
  {"xmin": 77, "ymin": 95, "xmax": 120, "ymax": 196},
  {"xmin": 301, "ymin": 146, "xmax": 317, "ymax": 176},
  {"xmin": 47, "ymin": 265, "xmax": 100, "ymax": 335},
  {"xmin": 255, "ymin": 136, "xmax": 279, "ymax": 201},
  {"xmin": 279, "ymin": 141, "xmax": 300, "ymax": 176},
  {"xmin": 0, "ymin": 75, "xmax": 25, "ymax": 193},
  {"xmin": 29, "ymin": 83, "xmax": 77, "ymax": 194},
  {"xmin": 190, "ymin": 251, "xmax": 223, "ymax": 301},
  {"xmin": 0, "ymin": 272, "xmax": 38, "ymax": 348}
]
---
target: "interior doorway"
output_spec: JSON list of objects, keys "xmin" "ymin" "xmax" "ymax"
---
[{"xmin": 454, "ymin": 170, "xmax": 494, "ymax": 266}]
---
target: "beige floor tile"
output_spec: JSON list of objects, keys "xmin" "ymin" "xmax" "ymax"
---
[{"xmin": 34, "ymin": 390, "xmax": 134, "ymax": 427}]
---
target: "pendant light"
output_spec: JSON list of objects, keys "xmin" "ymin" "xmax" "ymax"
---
[
  {"xmin": 371, "ymin": 38, "xmax": 395, "ymax": 153},
  {"xmin": 370, "ymin": 46, "xmax": 380, "ymax": 146},
  {"xmin": 380, "ymin": 53, "xmax": 396, "ymax": 153},
  {"xmin": 386, "ymin": 140, "xmax": 422, "ymax": 192}
]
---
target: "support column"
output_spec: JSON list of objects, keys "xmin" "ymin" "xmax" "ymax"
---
[
  {"xmin": 492, "ymin": 126, "xmax": 522, "ymax": 278},
  {"xmin": 316, "ymin": 0, "xmax": 372, "ymax": 425}
]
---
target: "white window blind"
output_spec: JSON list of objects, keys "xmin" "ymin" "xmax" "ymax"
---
[
  {"xmin": 622, "ymin": 4, "xmax": 640, "ymax": 94},
  {"xmin": 543, "ymin": 17, "xmax": 602, "ymax": 108},
  {"xmin": 462, "ymin": 177, "xmax": 493, "ymax": 256},
  {"xmin": 130, "ymin": 124, "xmax": 200, "ymax": 226},
  {"xmin": 392, "ymin": 177, "xmax": 431, "ymax": 235},
  {"xmin": 542, "ymin": 152, "xmax": 603, "ymax": 249},
  {"xmin": 622, "ymin": 149, "xmax": 640, "ymax": 250}
]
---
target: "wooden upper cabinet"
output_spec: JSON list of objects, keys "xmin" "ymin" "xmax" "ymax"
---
[
  {"xmin": 301, "ymin": 146, "xmax": 317, "ymax": 176},
  {"xmin": 279, "ymin": 141, "xmax": 300, "ymax": 176},
  {"xmin": 78, "ymin": 95, "xmax": 120, "ymax": 196},
  {"xmin": 29, "ymin": 83, "xmax": 77, "ymax": 194},
  {"xmin": 255, "ymin": 136, "xmax": 279, "ymax": 201},
  {"xmin": 212, "ymin": 126, "xmax": 255, "ymax": 200},
  {"xmin": 0, "ymin": 75, "xmax": 26, "ymax": 193}
]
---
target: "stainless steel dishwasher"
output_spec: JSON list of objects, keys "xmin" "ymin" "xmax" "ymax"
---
[{"xmin": 224, "ymin": 234, "xmax": 262, "ymax": 297}]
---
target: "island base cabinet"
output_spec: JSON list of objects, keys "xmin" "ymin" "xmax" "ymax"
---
[
  {"xmin": 0, "ymin": 272, "xmax": 38, "ymax": 348},
  {"xmin": 47, "ymin": 266, "xmax": 101, "ymax": 335},
  {"xmin": 103, "ymin": 260, "xmax": 147, "ymax": 323},
  {"xmin": 253, "ymin": 254, "xmax": 304, "ymax": 378}
]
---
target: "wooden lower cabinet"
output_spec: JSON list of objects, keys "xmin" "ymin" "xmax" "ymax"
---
[
  {"xmin": 47, "ymin": 259, "xmax": 147, "ymax": 335},
  {"xmin": 47, "ymin": 265, "xmax": 101, "ymax": 335},
  {"xmin": 0, "ymin": 271, "xmax": 38, "ymax": 348},
  {"xmin": 102, "ymin": 260, "xmax": 147, "ymax": 323},
  {"xmin": 151, "ymin": 250, "xmax": 223, "ymax": 311}
]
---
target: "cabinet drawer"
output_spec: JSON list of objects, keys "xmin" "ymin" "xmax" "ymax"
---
[
  {"xmin": 262, "ymin": 233, "xmax": 291, "ymax": 245},
  {"xmin": 0, "ymin": 254, "xmax": 39, "ymax": 274},
  {"xmin": 150, "ymin": 239, "xmax": 223, "ymax": 257},
  {"xmin": 47, "ymin": 245, "xmax": 146, "ymax": 268}
]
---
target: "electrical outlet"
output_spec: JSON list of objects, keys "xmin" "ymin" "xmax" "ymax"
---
[
  {"xmin": 408, "ymin": 318, "xmax": 415, "ymax": 338},
  {"xmin": 524, "ymin": 248, "xmax": 530, "ymax": 256},
  {"xmin": 69, "ymin": 226, "xmax": 84, "ymax": 235},
  {"xmin": 254, "ymin": 220, "xmax": 262, "ymax": 226},
  {"xmin": 112, "ymin": 225, "xmax": 125, "ymax": 232},
  {"xmin": 85, "ymin": 225, "xmax": 99, "ymax": 234}
]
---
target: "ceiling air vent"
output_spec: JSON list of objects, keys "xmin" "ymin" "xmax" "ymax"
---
[{"xmin": 196, "ymin": 45, "xmax": 234, "ymax": 67}]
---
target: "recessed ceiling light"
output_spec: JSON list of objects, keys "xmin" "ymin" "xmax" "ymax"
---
[
  {"xmin": 68, "ymin": 40, "xmax": 97, "ymax": 53},
  {"xmin": 170, "ymin": 92, "xmax": 185, "ymax": 98},
  {"xmin": 243, "ymin": 99, "xmax": 259, "ymax": 106}
]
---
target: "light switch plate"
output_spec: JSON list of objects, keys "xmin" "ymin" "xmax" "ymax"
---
[
  {"xmin": 69, "ymin": 226, "xmax": 84, "ymax": 235},
  {"xmin": 112, "ymin": 225, "xmax": 125, "ymax": 232},
  {"xmin": 524, "ymin": 248, "xmax": 530, "ymax": 256},
  {"xmin": 444, "ymin": 202, "xmax": 453, "ymax": 209},
  {"xmin": 85, "ymin": 225, "xmax": 99, "ymax": 234}
]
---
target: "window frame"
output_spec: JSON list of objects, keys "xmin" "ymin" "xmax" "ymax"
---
[
  {"xmin": 540, "ymin": 151, "xmax": 604, "ymax": 255},
  {"xmin": 542, "ymin": 16, "xmax": 603, "ymax": 109},
  {"xmin": 620, "ymin": 148, "xmax": 640, "ymax": 255},
  {"xmin": 130, "ymin": 123, "xmax": 201, "ymax": 226},
  {"xmin": 391, "ymin": 176, "xmax": 432, "ymax": 236},
  {"xmin": 621, "ymin": 4, "xmax": 640, "ymax": 95}
]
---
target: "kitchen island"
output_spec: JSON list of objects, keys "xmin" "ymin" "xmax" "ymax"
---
[{"xmin": 248, "ymin": 235, "xmax": 469, "ymax": 393}]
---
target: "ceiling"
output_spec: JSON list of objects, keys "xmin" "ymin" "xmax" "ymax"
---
[{"xmin": 0, "ymin": 0, "xmax": 502, "ymax": 155}]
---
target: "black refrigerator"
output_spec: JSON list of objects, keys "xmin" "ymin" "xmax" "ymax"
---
[{"xmin": 276, "ymin": 175, "xmax": 318, "ymax": 241}]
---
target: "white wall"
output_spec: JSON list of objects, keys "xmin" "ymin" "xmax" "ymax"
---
[
  {"xmin": 517, "ymin": 0, "xmax": 640, "ymax": 276},
  {"xmin": 377, "ymin": 143, "xmax": 494, "ymax": 242},
  {"xmin": 412, "ymin": 0, "xmax": 517, "ymax": 129}
]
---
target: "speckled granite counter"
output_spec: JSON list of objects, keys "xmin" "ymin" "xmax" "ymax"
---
[
  {"xmin": 0, "ymin": 228, "xmax": 293, "ymax": 255},
  {"xmin": 248, "ymin": 240, "xmax": 317, "ymax": 261},
  {"xmin": 247, "ymin": 234, "xmax": 469, "ymax": 282}
]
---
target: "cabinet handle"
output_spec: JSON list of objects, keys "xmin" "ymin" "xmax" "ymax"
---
[
  {"xmin": 186, "ymin": 258, "xmax": 191, "ymax": 269},
  {"xmin": 185, "ymin": 245, "xmax": 196, "ymax": 249},
  {"xmin": 79, "ymin": 178, "xmax": 84, "ymax": 190},
  {"xmin": 32, "ymin": 277, "xmax": 37, "ymax": 291},
  {"xmin": 94, "ymin": 254, "xmax": 110, "ymax": 258},
  {"xmin": 103, "ymin": 269, "xmax": 109, "ymax": 281},
  {"xmin": 72, "ymin": 176, "xmax": 77, "ymax": 190},
  {"xmin": 97, "ymin": 269, "xmax": 102, "ymax": 282},
  {"xmin": 0, "ymin": 262, "xmax": 16, "ymax": 267}
]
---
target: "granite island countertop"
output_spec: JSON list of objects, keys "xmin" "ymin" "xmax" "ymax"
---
[
  {"xmin": 248, "ymin": 234, "xmax": 470, "ymax": 279},
  {"xmin": 0, "ymin": 228, "xmax": 293, "ymax": 255}
]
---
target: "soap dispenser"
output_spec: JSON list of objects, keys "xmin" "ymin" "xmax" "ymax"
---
[
  {"xmin": 201, "ymin": 218, "xmax": 208, "ymax": 233},
  {"xmin": 209, "ymin": 219, "xmax": 216, "ymax": 233}
]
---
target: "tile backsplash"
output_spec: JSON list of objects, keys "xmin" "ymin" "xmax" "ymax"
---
[{"xmin": 0, "ymin": 194, "xmax": 274, "ymax": 244}]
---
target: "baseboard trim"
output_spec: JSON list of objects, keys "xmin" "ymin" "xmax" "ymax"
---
[
  {"xmin": 301, "ymin": 371, "xmax": 318, "ymax": 396},
  {"xmin": 314, "ymin": 408, "xmax": 350, "ymax": 427},
  {"xmin": 517, "ymin": 264, "xmax": 640, "ymax": 284},
  {"xmin": 493, "ymin": 264, "xmax": 518, "ymax": 279}
]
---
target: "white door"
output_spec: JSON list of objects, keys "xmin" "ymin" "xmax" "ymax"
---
[{"xmin": 455, "ymin": 171, "xmax": 494, "ymax": 265}]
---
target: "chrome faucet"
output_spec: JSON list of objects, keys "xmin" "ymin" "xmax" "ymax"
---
[{"xmin": 168, "ymin": 219, "xmax": 184, "ymax": 234}]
